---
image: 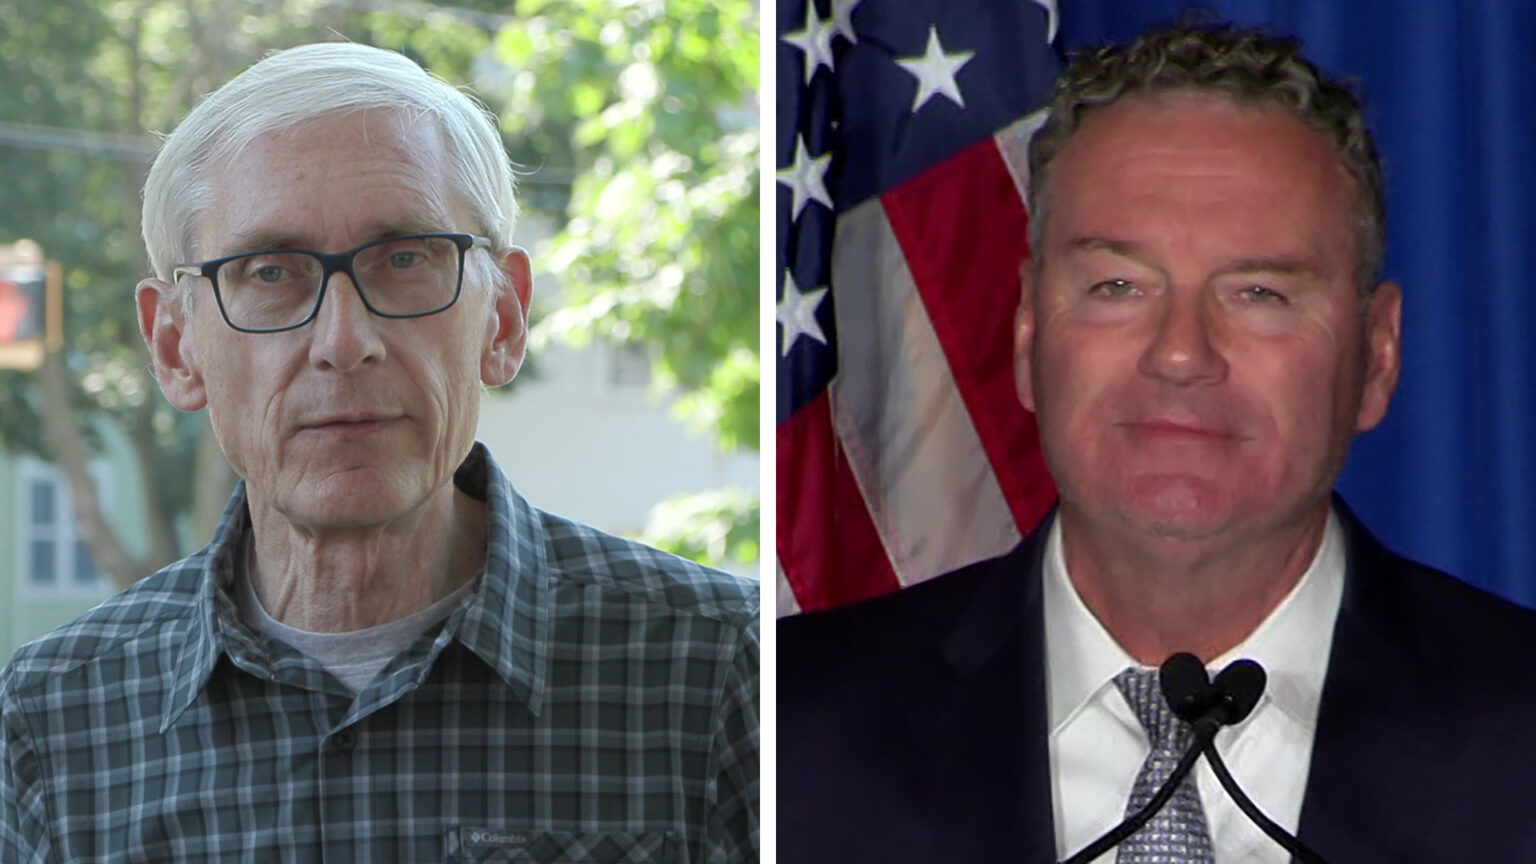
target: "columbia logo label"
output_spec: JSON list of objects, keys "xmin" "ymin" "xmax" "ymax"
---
[{"xmin": 464, "ymin": 828, "xmax": 528, "ymax": 848}]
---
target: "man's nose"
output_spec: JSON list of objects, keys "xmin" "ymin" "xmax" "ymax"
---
[
  {"xmin": 1137, "ymin": 291, "xmax": 1228, "ymax": 386},
  {"xmin": 308, "ymin": 269, "xmax": 386, "ymax": 372}
]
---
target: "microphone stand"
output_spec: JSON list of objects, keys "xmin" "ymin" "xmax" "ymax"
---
[
  {"xmin": 1060, "ymin": 655, "xmax": 1334, "ymax": 864},
  {"xmin": 1058, "ymin": 721, "xmax": 1218, "ymax": 864},
  {"xmin": 1200, "ymin": 739, "xmax": 1329, "ymax": 864}
]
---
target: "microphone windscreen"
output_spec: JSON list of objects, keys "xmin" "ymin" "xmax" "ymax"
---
[
  {"xmin": 1159, "ymin": 652, "xmax": 1212, "ymax": 723},
  {"xmin": 1213, "ymin": 659, "xmax": 1267, "ymax": 724}
]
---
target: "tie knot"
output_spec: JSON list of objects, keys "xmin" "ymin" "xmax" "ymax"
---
[{"xmin": 1113, "ymin": 667, "xmax": 1193, "ymax": 753}]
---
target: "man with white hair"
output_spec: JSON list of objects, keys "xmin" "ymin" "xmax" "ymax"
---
[{"xmin": 0, "ymin": 43, "xmax": 758, "ymax": 862}]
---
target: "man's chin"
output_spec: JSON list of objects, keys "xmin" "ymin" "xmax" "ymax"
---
[
  {"xmin": 278, "ymin": 473, "xmax": 423, "ymax": 530},
  {"xmin": 1110, "ymin": 477, "xmax": 1245, "ymax": 540}
]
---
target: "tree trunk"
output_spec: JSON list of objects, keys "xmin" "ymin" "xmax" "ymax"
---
[
  {"xmin": 35, "ymin": 353, "xmax": 149, "ymax": 590},
  {"xmin": 126, "ymin": 399, "xmax": 183, "ymax": 571},
  {"xmin": 192, "ymin": 416, "xmax": 236, "ymax": 543}
]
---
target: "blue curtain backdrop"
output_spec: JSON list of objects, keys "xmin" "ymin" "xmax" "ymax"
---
[{"xmin": 1059, "ymin": 1, "xmax": 1536, "ymax": 609}]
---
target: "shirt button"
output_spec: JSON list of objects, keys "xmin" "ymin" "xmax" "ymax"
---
[{"xmin": 332, "ymin": 729, "xmax": 357, "ymax": 751}]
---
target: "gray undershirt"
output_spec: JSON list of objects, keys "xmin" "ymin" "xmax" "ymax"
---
[{"xmin": 235, "ymin": 536, "xmax": 477, "ymax": 695}]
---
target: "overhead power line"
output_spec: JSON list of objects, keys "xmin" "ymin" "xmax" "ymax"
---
[
  {"xmin": 0, "ymin": 120, "xmax": 576, "ymax": 186},
  {"xmin": 0, "ymin": 120, "xmax": 158, "ymax": 162}
]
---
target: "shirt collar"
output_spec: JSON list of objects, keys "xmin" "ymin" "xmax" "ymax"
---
[
  {"xmin": 448, "ymin": 442, "xmax": 550, "ymax": 715},
  {"xmin": 1043, "ymin": 507, "xmax": 1346, "ymax": 734},
  {"xmin": 160, "ymin": 442, "xmax": 550, "ymax": 732},
  {"xmin": 159, "ymin": 489, "xmax": 251, "ymax": 733}
]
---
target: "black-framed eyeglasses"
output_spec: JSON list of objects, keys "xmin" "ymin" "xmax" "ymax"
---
[{"xmin": 172, "ymin": 232, "xmax": 492, "ymax": 333}]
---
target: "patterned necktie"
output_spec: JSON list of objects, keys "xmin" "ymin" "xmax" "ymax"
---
[{"xmin": 1113, "ymin": 667, "xmax": 1217, "ymax": 863}]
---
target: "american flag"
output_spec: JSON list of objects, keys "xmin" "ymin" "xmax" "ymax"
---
[{"xmin": 776, "ymin": 0, "xmax": 1063, "ymax": 615}]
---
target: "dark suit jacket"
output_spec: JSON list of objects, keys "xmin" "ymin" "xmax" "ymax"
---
[{"xmin": 779, "ymin": 499, "xmax": 1536, "ymax": 862}]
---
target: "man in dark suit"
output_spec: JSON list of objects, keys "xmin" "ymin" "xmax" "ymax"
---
[{"xmin": 780, "ymin": 19, "xmax": 1536, "ymax": 863}]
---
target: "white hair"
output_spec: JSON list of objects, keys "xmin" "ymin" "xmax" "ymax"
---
[{"xmin": 141, "ymin": 42, "xmax": 517, "ymax": 283}]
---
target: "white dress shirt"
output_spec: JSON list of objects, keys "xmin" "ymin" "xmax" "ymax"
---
[{"xmin": 1046, "ymin": 510, "xmax": 1346, "ymax": 863}]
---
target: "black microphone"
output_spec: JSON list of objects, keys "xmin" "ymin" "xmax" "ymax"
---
[
  {"xmin": 1159, "ymin": 651, "xmax": 1216, "ymax": 724},
  {"xmin": 1207, "ymin": 658, "xmax": 1266, "ymax": 726}
]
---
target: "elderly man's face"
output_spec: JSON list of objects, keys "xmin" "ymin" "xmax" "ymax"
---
[
  {"xmin": 145, "ymin": 109, "xmax": 528, "ymax": 530},
  {"xmin": 1016, "ymin": 93, "xmax": 1400, "ymax": 542}
]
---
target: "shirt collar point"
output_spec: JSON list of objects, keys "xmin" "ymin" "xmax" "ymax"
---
[{"xmin": 158, "ymin": 658, "xmax": 211, "ymax": 733}]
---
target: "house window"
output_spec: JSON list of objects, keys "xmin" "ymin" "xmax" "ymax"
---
[
  {"xmin": 604, "ymin": 342, "xmax": 652, "ymax": 390},
  {"xmin": 16, "ymin": 458, "xmax": 110, "ymax": 595}
]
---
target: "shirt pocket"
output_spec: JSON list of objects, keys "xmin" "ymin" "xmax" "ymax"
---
[{"xmin": 444, "ymin": 828, "xmax": 678, "ymax": 863}]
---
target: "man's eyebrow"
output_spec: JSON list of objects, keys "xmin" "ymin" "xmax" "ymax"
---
[
  {"xmin": 218, "ymin": 221, "xmax": 452, "ymax": 256},
  {"xmin": 1218, "ymin": 257, "xmax": 1321, "ymax": 279},
  {"xmin": 219, "ymin": 229, "xmax": 309, "ymax": 255},
  {"xmin": 1063, "ymin": 237, "xmax": 1144, "ymax": 259},
  {"xmin": 1060, "ymin": 237, "xmax": 1162, "ymax": 273},
  {"xmin": 1061, "ymin": 238, "xmax": 1322, "ymax": 279}
]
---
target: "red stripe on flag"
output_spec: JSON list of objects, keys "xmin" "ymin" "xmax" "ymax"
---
[
  {"xmin": 881, "ymin": 137, "xmax": 1057, "ymax": 535},
  {"xmin": 777, "ymin": 391, "xmax": 901, "ymax": 612}
]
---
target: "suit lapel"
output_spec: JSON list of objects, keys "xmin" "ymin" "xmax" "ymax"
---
[
  {"xmin": 909, "ymin": 517, "xmax": 1058, "ymax": 862},
  {"xmin": 1297, "ymin": 500, "xmax": 1458, "ymax": 860}
]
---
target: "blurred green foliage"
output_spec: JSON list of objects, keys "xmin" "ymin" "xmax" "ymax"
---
[
  {"xmin": 0, "ymin": 0, "xmax": 759, "ymax": 576},
  {"xmin": 638, "ymin": 487, "xmax": 759, "ymax": 571},
  {"xmin": 501, "ymin": 0, "xmax": 760, "ymax": 455}
]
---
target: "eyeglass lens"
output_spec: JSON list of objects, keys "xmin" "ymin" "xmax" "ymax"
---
[{"xmin": 216, "ymin": 235, "xmax": 463, "ymax": 330}]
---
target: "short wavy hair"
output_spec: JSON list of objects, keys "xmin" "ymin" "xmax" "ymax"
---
[
  {"xmin": 1027, "ymin": 19, "xmax": 1385, "ymax": 293},
  {"xmin": 141, "ymin": 42, "xmax": 518, "ymax": 289}
]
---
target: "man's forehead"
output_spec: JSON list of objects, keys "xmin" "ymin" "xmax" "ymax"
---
[
  {"xmin": 193, "ymin": 109, "xmax": 460, "ymax": 256},
  {"xmin": 1041, "ymin": 94, "xmax": 1353, "ymax": 234},
  {"xmin": 243, "ymin": 105, "xmax": 430, "ymax": 148}
]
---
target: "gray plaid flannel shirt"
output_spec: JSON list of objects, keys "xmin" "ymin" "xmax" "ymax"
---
[{"xmin": 0, "ymin": 443, "xmax": 758, "ymax": 863}]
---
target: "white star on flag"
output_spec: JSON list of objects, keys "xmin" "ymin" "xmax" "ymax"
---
[
  {"xmin": 828, "ymin": 0, "xmax": 863, "ymax": 45},
  {"xmin": 777, "ymin": 136, "xmax": 834, "ymax": 222},
  {"xmin": 777, "ymin": 272, "xmax": 830, "ymax": 356},
  {"xmin": 896, "ymin": 26, "xmax": 974, "ymax": 114},
  {"xmin": 782, "ymin": 2, "xmax": 837, "ymax": 85}
]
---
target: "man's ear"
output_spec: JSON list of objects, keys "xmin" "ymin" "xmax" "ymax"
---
[
  {"xmin": 136, "ymin": 278, "xmax": 207, "ymax": 411},
  {"xmin": 481, "ymin": 247, "xmax": 533, "ymax": 387},
  {"xmin": 1014, "ymin": 258, "xmax": 1038, "ymax": 413},
  {"xmin": 1355, "ymin": 280, "xmax": 1403, "ymax": 432}
]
